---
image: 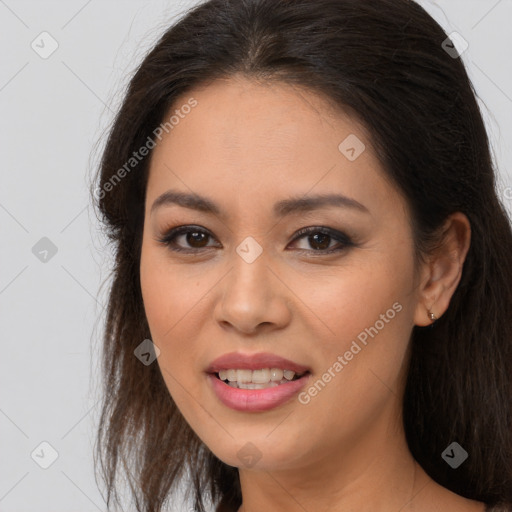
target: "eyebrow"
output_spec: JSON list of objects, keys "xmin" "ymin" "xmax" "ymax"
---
[{"xmin": 150, "ymin": 190, "xmax": 370, "ymax": 217}]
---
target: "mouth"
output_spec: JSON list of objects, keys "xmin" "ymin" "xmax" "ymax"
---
[
  {"xmin": 205, "ymin": 366, "xmax": 311, "ymax": 412},
  {"xmin": 205, "ymin": 352, "xmax": 312, "ymax": 411}
]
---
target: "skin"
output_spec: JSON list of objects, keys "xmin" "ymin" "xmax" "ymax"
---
[{"xmin": 139, "ymin": 75, "xmax": 483, "ymax": 512}]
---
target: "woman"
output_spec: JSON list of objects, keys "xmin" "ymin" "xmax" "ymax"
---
[{"xmin": 92, "ymin": 0, "xmax": 512, "ymax": 511}]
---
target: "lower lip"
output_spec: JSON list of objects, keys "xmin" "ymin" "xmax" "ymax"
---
[{"xmin": 207, "ymin": 373, "xmax": 311, "ymax": 412}]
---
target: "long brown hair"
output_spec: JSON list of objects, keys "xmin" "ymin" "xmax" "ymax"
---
[{"xmin": 92, "ymin": 0, "xmax": 512, "ymax": 510}]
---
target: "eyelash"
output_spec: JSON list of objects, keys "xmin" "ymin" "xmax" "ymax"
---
[{"xmin": 156, "ymin": 225, "xmax": 355, "ymax": 255}]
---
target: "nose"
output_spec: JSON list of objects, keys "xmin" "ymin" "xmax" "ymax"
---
[{"xmin": 213, "ymin": 248, "xmax": 292, "ymax": 335}]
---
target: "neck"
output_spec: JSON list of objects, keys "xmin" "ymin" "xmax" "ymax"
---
[{"xmin": 235, "ymin": 405, "xmax": 431, "ymax": 512}]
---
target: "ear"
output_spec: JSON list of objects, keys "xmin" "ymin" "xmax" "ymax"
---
[{"xmin": 413, "ymin": 212, "xmax": 471, "ymax": 327}]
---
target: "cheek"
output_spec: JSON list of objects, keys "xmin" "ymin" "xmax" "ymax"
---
[
  {"xmin": 140, "ymin": 244, "xmax": 207, "ymax": 339},
  {"xmin": 298, "ymin": 250, "xmax": 413, "ymax": 351},
  {"xmin": 139, "ymin": 246, "xmax": 214, "ymax": 408},
  {"xmin": 295, "ymin": 249, "xmax": 415, "ymax": 415}
]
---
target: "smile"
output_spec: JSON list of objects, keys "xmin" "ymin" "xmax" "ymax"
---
[{"xmin": 207, "ymin": 371, "xmax": 311, "ymax": 412}]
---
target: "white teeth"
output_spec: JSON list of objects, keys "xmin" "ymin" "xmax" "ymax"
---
[
  {"xmin": 237, "ymin": 369, "xmax": 252, "ymax": 383},
  {"xmin": 252, "ymin": 368, "xmax": 270, "ymax": 383},
  {"xmin": 217, "ymin": 368, "xmax": 304, "ymax": 385},
  {"xmin": 270, "ymin": 368, "xmax": 284, "ymax": 381}
]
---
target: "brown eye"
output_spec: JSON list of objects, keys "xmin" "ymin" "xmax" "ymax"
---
[
  {"xmin": 290, "ymin": 226, "xmax": 354, "ymax": 254},
  {"xmin": 185, "ymin": 230, "xmax": 210, "ymax": 248},
  {"xmin": 307, "ymin": 232, "xmax": 331, "ymax": 250},
  {"xmin": 157, "ymin": 225, "xmax": 220, "ymax": 253}
]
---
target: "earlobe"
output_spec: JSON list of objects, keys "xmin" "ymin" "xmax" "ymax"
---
[
  {"xmin": 413, "ymin": 212, "xmax": 471, "ymax": 327},
  {"xmin": 427, "ymin": 308, "xmax": 438, "ymax": 324},
  {"xmin": 414, "ymin": 291, "xmax": 442, "ymax": 327}
]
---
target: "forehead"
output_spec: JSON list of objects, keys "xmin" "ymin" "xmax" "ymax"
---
[
  {"xmin": 146, "ymin": 76, "xmax": 406, "ymax": 223},
  {"xmin": 154, "ymin": 76, "xmax": 363, "ymax": 164}
]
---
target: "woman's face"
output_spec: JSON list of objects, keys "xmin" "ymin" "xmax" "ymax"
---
[{"xmin": 140, "ymin": 76, "xmax": 424, "ymax": 472}]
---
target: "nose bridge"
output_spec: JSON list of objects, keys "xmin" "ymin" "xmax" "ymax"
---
[
  {"xmin": 227, "ymin": 236, "xmax": 272, "ymax": 306},
  {"xmin": 214, "ymin": 236, "xmax": 291, "ymax": 332}
]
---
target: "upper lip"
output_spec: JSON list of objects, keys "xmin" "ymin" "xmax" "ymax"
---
[{"xmin": 205, "ymin": 351, "xmax": 311, "ymax": 374}]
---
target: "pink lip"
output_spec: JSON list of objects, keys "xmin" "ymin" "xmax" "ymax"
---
[
  {"xmin": 205, "ymin": 351, "xmax": 310, "ymax": 374},
  {"xmin": 205, "ymin": 351, "xmax": 311, "ymax": 412},
  {"xmin": 207, "ymin": 373, "xmax": 311, "ymax": 412}
]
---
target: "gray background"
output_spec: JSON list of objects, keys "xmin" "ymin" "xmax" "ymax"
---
[{"xmin": 1, "ymin": 1, "xmax": 511, "ymax": 511}]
